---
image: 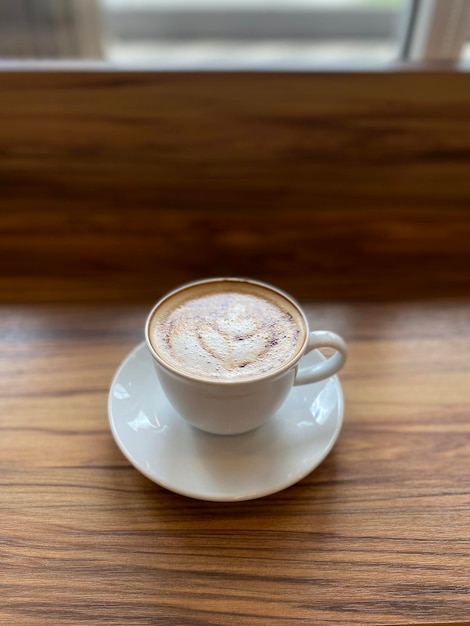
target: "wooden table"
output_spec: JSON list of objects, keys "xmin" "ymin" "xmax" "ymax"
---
[
  {"xmin": 1, "ymin": 68, "xmax": 470, "ymax": 625},
  {"xmin": 1, "ymin": 298, "xmax": 469, "ymax": 625}
]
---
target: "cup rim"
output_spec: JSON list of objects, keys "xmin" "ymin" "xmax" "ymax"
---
[{"xmin": 145, "ymin": 277, "xmax": 310, "ymax": 386}]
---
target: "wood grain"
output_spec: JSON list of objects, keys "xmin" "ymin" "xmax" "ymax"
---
[
  {"xmin": 1, "ymin": 70, "xmax": 470, "ymax": 302},
  {"xmin": 1, "ymin": 300, "xmax": 469, "ymax": 625},
  {"xmin": 1, "ymin": 68, "xmax": 470, "ymax": 624}
]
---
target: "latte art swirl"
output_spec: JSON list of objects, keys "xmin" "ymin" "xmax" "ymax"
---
[{"xmin": 151, "ymin": 290, "xmax": 303, "ymax": 381}]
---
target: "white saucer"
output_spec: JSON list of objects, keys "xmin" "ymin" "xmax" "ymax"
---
[{"xmin": 108, "ymin": 343, "xmax": 344, "ymax": 502}]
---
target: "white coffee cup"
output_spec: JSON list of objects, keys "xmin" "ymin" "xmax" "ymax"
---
[{"xmin": 145, "ymin": 278, "xmax": 347, "ymax": 435}]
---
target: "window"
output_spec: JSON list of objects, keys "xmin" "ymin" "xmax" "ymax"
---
[
  {"xmin": 0, "ymin": 0, "xmax": 469, "ymax": 67},
  {"xmin": 103, "ymin": 0, "xmax": 409, "ymax": 67}
]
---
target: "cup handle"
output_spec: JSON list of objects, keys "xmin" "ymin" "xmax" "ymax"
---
[{"xmin": 294, "ymin": 331, "xmax": 347, "ymax": 386}]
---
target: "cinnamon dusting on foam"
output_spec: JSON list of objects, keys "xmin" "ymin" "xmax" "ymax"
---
[{"xmin": 150, "ymin": 285, "xmax": 304, "ymax": 381}]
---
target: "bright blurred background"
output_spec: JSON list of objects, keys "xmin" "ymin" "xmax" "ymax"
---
[{"xmin": 0, "ymin": 0, "xmax": 469, "ymax": 67}]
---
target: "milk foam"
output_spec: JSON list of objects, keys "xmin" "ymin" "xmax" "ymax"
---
[{"xmin": 150, "ymin": 287, "xmax": 303, "ymax": 381}]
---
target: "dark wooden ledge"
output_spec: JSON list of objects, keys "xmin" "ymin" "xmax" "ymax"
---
[{"xmin": 0, "ymin": 69, "xmax": 469, "ymax": 303}]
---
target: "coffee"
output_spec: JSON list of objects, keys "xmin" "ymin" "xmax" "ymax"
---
[{"xmin": 148, "ymin": 280, "xmax": 305, "ymax": 382}]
